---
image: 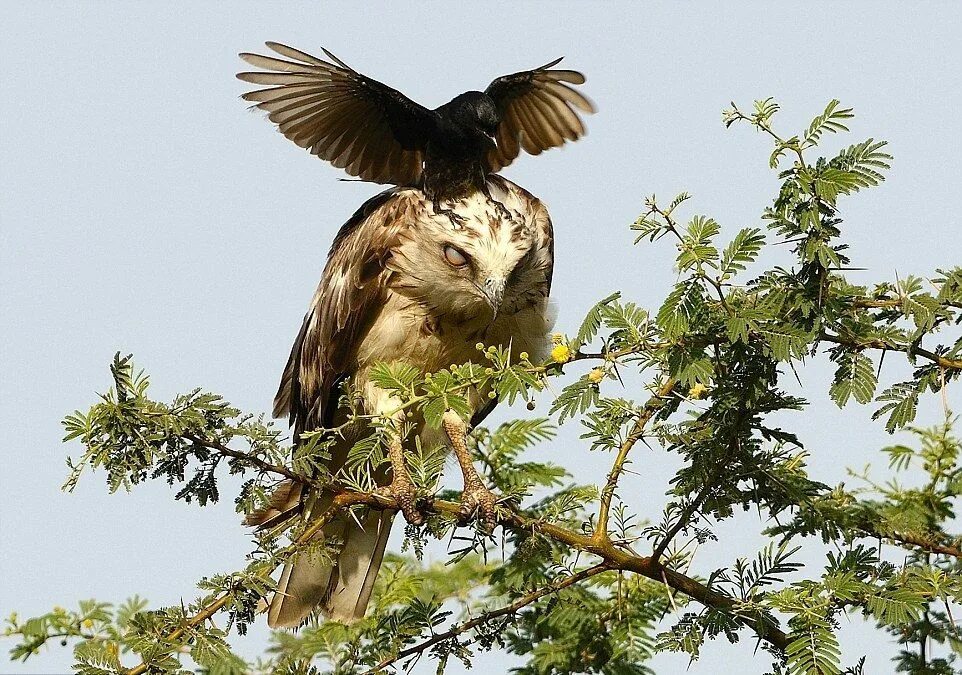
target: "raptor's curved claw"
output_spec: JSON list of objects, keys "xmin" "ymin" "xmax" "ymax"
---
[
  {"xmin": 457, "ymin": 482, "xmax": 498, "ymax": 533},
  {"xmin": 378, "ymin": 478, "xmax": 424, "ymax": 526}
]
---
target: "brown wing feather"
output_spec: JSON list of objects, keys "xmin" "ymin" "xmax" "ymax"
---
[
  {"xmin": 274, "ymin": 188, "xmax": 417, "ymax": 439},
  {"xmin": 238, "ymin": 43, "xmax": 434, "ymax": 186},
  {"xmin": 485, "ymin": 59, "xmax": 595, "ymax": 173}
]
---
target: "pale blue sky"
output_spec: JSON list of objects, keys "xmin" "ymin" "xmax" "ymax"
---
[{"xmin": 2, "ymin": 2, "xmax": 962, "ymax": 674}]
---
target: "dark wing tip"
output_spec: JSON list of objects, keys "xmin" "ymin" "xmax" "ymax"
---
[
  {"xmin": 538, "ymin": 56, "xmax": 565, "ymax": 70},
  {"xmin": 320, "ymin": 47, "xmax": 352, "ymax": 71}
]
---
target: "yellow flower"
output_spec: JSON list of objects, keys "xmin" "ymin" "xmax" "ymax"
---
[
  {"xmin": 688, "ymin": 382, "xmax": 709, "ymax": 400},
  {"xmin": 587, "ymin": 368, "xmax": 605, "ymax": 384},
  {"xmin": 519, "ymin": 351, "xmax": 529, "ymax": 361},
  {"xmin": 82, "ymin": 619, "xmax": 94, "ymax": 629},
  {"xmin": 551, "ymin": 344, "xmax": 572, "ymax": 364}
]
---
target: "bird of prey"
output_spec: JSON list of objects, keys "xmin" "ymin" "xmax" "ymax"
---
[
  {"xmin": 236, "ymin": 42, "xmax": 594, "ymax": 202},
  {"xmin": 246, "ymin": 177, "xmax": 555, "ymax": 627},
  {"xmin": 238, "ymin": 43, "xmax": 583, "ymax": 628}
]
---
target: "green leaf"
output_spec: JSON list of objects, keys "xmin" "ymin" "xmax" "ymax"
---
[
  {"xmin": 827, "ymin": 139, "xmax": 891, "ymax": 190},
  {"xmin": 873, "ymin": 381, "xmax": 920, "ymax": 433},
  {"xmin": 369, "ymin": 361, "xmax": 422, "ymax": 397},
  {"xmin": 785, "ymin": 618, "xmax": 842, "ymax": 675},
  {"xmin": 656, "ymin": 282, "xmax": 705, "ymax": 340},
  {"xmin": 549, "ymin": 379, "xmax": 600, "ymax": 423},
  {"xmin": 677, "ymin": 215, "xmax": 720, "ymax": 272},
  {"xmin": 804, "ymin": 99, "xmax": 853, "ymax": 148},
  {"xmin": 759, "ymin": 324, "xmax": 811, "ymax": 362},
  {"xmin": 720, "ymin": 227, "xmax": 765, "ymax": 278},
  {"xmin": 573, "ymin": 292, "xmax": 621, "ymax": 350},
  {"xmin": 829, "ymin": 352, "xmax": 877, "ymax": 407}
]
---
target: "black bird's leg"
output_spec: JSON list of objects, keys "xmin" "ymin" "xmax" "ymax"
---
[
  {"xmin": 481, "ymin": 180, "xmax": 513, "ymax": 222},
  {"xmin": 443, "ymin": 409, "xmax": 498, "ymax": 532},
  {"xmin": 432, "ymin": 199, "xmax": 468, "ymax": 228}
]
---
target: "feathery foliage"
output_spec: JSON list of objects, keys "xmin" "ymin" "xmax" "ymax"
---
[{"xmin": 6, "ymin": 99, "xmax": 962, "ymax": 675}]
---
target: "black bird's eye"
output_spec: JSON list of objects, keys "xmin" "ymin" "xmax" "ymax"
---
[{"xmin": 443, "ymin": 245, "xmax": 470, "ymax": 267}]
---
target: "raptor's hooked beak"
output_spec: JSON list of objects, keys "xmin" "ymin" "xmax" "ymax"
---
[{"xmin": 482, "ymin": 276, "xmax": 506, "ymax": 319}]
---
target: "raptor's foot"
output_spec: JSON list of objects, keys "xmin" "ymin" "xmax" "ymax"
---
[
  {"xmin": 458, "ymin": 481, "xmax": 498, "ymax": 533},
  {"xmin": 378, "ymin": 477, "xmax": 424, "ymax": 526}
]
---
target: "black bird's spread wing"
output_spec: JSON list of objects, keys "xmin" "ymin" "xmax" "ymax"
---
[
  {"xmin": 484, "ymin": 58, "xmax": 595, "ymax": 172},
  {"xmin": 238, "ymin": 43, "xmax": 435, "ymax": 186}
]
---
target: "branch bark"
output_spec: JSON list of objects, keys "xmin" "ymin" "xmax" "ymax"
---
[
  {"xmin": 820, "ymin": 332, "xmax": 962, "ymax": 371},
  {"xmin": 125, "ymin": 481, "xmax": 789, "ymax": 675},
  {"xmin": 183, "ymin": 432, "xmax": 303, "ymax": 482},
  {"xmin": 594, "ymin": 378, "xmax": 677, "ymax": 539},
  {"xmin": 319, "ymin": 487, "xmax": 791, "ymax": 651},
  {"xmin": 866, "ymin": 528, "xmax": 962, "ymax": 560},
  {"xmin": 363, "ymin": 564, "xmax": 611, "ymax": 674}
]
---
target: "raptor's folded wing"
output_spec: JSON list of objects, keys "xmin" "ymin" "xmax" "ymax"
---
[{"xmin": 273, "ymin": 189, "xmax": 411, "ymax": 438}]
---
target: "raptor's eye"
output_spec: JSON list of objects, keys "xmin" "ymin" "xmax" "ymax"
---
[{"xmin": 443, "ymin": 245, "xmax": 470, "ymax": 267}]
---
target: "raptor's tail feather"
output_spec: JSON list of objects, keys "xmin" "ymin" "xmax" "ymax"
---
[
  {"xmin": 244, "ymin": 480, "xmax": 303, "ymax": 529},
  {"xmin": 267, "ymin": 504, "xmax": 395, "ymax": 627}
]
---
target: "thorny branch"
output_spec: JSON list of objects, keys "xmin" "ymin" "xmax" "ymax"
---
[
  {"xmin": 124, "ymin": 447, "xmax": 791, "ymax": 675},
  {"xmin": 820, "ymin": 332, "xmax": 962, "ymax": 371},
  {"xmin": 182, "ymin": 432, "xmax": 303, "ymax": 482},
  {"xmin": 362, "ymin": 564, "xmax": 611, "ymax": 674},
  {"xmin": 594, "ymin": 378, "xmax": 677, "ymax": 540}
]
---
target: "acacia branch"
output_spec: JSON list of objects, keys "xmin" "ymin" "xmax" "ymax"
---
[
  {"xmin": 652, "ymin": 480, "xmax": 716, "ymax": 562},
  {"xmin": 126, "ymin": 481, "xmax": 789, "ymax": 672},
  {"xmin": 820, "ymin": 332, "xmax": 962, "ymax": 371},
  {"xmin": 131, "ymin": 379, "xmax": 962, "ymax": 670},
  {"xmin": 182, "ymin": 432, "xmax": 303, "ymax": 482},
  {"xmin": 125, "ymin": 490, "xmax": 350, "ymax": 675},
  {"xmin": 339, "ymin": 488, "xmax": 791, "ymax": 651},
  {"xmin": 869, "ymin": 529, "xmax": 962, "ymax": 560},
  {"xmin": 363, "ymin": 564, "xmax": 610, "ymax": 674},
  {"xmin": 595, "ymin": 378, "xmax": 677, "ymax": 539},
  {"xmin": 850, "ymin": 298, "xmax": 901, "ymax": 309},
  {"xmin": 126, "ymin": 595, "xmax": 231, "ymax": 675}
]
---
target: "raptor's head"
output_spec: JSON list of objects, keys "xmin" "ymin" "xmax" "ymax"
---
[{"xmin": 387, "ymin": 187, "xmax": 551, "ymax": 326}]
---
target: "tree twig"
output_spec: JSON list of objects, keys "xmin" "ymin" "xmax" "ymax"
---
[
  {"xmin": 820, "ymin": 332, "xmax": 962, "ymax": 371},
  {"xmin": 124, "ymin": 490, "xmax": 354, "ymax": 675},
  {"xmin": 125, "ymin": 480, "xmax": 789, "ymax": 674},
  {"xmin": 870, "ymin": 529, "xmax": 962, "ymax": 560},
  {"xmin": 183, "ymin": 432, "xmax": 303, "ymax": 482},
  {"xmin": 594, "ymin": 378, "xmax": 677, "ymax": 540},
  {"xmin": 363, "ymin": 564, "xmax": 610, "ymax": 674}
]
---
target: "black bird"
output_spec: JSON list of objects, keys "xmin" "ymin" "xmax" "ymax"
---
[{"xmin": 237, "ymin": 43, "xmax": 594, "ymax": 200}]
